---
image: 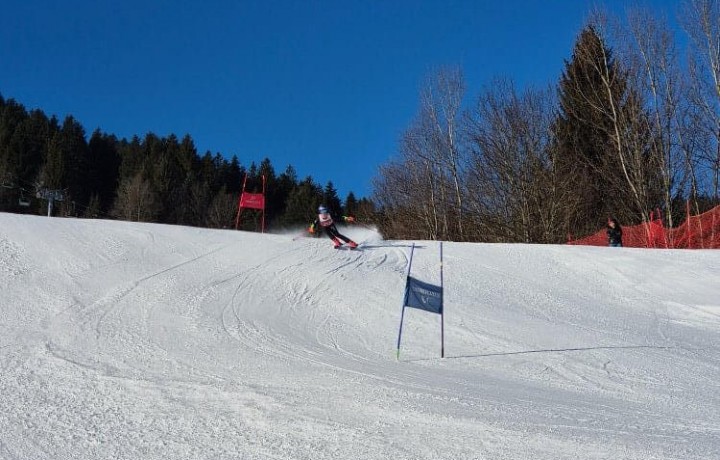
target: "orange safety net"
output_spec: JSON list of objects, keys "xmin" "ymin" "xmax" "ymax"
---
[{"xmin": 568, "ymin": 204, "xmax": 720, "ymax": 249}]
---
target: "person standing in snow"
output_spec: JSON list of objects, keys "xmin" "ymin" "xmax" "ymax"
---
[
  {"xmin": 309, "ymin": 205, "xmax": 358, "ymax": 249},
  {"xmin": 607, "ymin": 217, "xmax": 623, "ymax": 247}
]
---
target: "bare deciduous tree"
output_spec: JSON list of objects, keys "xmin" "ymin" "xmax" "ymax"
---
[
  {"xmin": 681, "ymin": 0, "xmax": 720, "ymax": 200},
  {"xmin": 373, "ymin": 67, "xmax": 467, "ymax": 241},
  {"xmin": 625, "ymin": 8, "xmax": 689, "ymax": 228},
  {"xmin": 206, "ymin": 189, "xmax": 236, "ymax": 228},
  {"xmin": 465, "ymin": 80, "xmax": 566, "ymax": 242},
  {"xmin": 422, "ymin": 67, "xmax": 466, "ymax": 239},
  {"xmin": 113, "ymin": 171, "xmax": 159, "ymax": 222}
]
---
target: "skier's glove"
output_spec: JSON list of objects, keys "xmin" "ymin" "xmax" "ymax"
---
[
  {"xmin": 346, "ymin": 216, "xmax": 355, "ymax": 222},
  {"xmin": 308, "ymin": 226, "xmax": 314, "ymax": 234}
]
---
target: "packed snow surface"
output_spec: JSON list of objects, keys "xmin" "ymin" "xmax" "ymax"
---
[{"xmin": 1, "ymin": 213, "xmax": 719, "ymax": 459}]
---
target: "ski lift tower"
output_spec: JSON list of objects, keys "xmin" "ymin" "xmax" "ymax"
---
[{"xmin": 36, "ymin": 188, "xmax": 65, "ymax": 217}]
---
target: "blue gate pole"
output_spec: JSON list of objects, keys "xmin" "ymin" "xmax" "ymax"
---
[
  {"xmin": 440, "ymin": 241, "xmax": 445, "ymax": 358},
  {"xmin": 396, "ymin": 243, "xmax": 415, "ymax": 360},
  {"xmin": 395, "ymin": 304, "xmax": 407, "ymax": 360}
]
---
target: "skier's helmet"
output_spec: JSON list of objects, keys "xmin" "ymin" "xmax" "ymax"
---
[{"xmin": 318, "ymin": 205, "xmax": 328, "ymax": 214}]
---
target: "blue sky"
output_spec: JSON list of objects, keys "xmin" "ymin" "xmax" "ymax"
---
[{"xmin": 1, "ymin": 1, "xmax": 682, "ymax": 199}]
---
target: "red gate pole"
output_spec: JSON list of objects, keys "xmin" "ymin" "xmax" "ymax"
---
[
  {"xmin": 261, "ymin": 174, "xmax": 266, "ymax": 233},
  {"xmin": 235, "ymin": 174, "xmax": 267, "ymax": 232},
  {"xmin": 235, "ymin": 174, "xmax": 248, "ymax": 230},
  {"xmin": 686, "ymin": 199, "xmax": 692, "ymax": 249}
]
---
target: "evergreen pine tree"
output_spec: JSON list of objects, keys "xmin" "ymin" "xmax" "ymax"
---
[
  {"xmin": 0, "ymin": 94, "xmax": 365, "ymax": 230},
  {"xmin": 41, "ymin": 124, "xmax": 66, "ymax": 190},
  {"xmin": 259, "ymin": 157, "xmax": 282, "ymax": 225},
  {"xmin": 87, "ymin": 130, "xmax": 120, "ymax": 214},
  {"xmin": 323, "ymin": 181, "xmax": 342, "ymax": 214},
  {"xmin": 18, "ymin": 110, "xmax": 50, "ymax": 187},
  {"xmin": 344, "ymin": 192, "xmax": 358, "ymax": 216},
  {"xmin": 0, "ymin": 103, "xmax": 52, "ymax": 212},
  {"xmin": 552, "ymin": 25, "xmax": 632, "ymax": 235},
  {"xmin": 223, "ymin": 155, "xmax": 244, "ymax": 194},
  {"xmin": 84, "ymin": 193, "xmax": 101, "ymax": 218},
  {"xmin": 282, "ymin": 176, "xmax": 322, "ymax": 227},
  {"xmin": 59, "ymin": 115, "xmax": 89, "ymax": 212}
]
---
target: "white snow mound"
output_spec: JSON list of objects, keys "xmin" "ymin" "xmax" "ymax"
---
[{"xmin": 1, "ymin": 213, "xmax": 719, "ymax": 459}]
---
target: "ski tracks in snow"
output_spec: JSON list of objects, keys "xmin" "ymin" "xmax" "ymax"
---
[
  {"xmin": 4, "ymin": 215, "xmax": 720, "ymax": 459},
  {"xmin": 221, "ymin": 239, "xmax": 408, "ymax": 373}
]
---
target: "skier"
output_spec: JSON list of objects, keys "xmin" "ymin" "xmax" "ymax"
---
[
  {"xmin": 607, "ymin": 217, "xmax": 623, "ymax": 247},
  {"xmin": 308, "ymin": 205, "xmax": 358, "ymax": 249}
]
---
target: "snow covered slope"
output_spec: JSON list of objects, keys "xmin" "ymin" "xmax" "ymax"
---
[{"xmin": 1, "ymin": 213, "xmax": 719, "ymax": 460}]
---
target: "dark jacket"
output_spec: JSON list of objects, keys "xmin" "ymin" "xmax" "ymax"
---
[
  {"xmin": 310, "ymin": 212, "xmax": 350, "ymax": 232},
  {"xmin": 607, "ymin": 221, "xmax": 623, "ymax": 246}
]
